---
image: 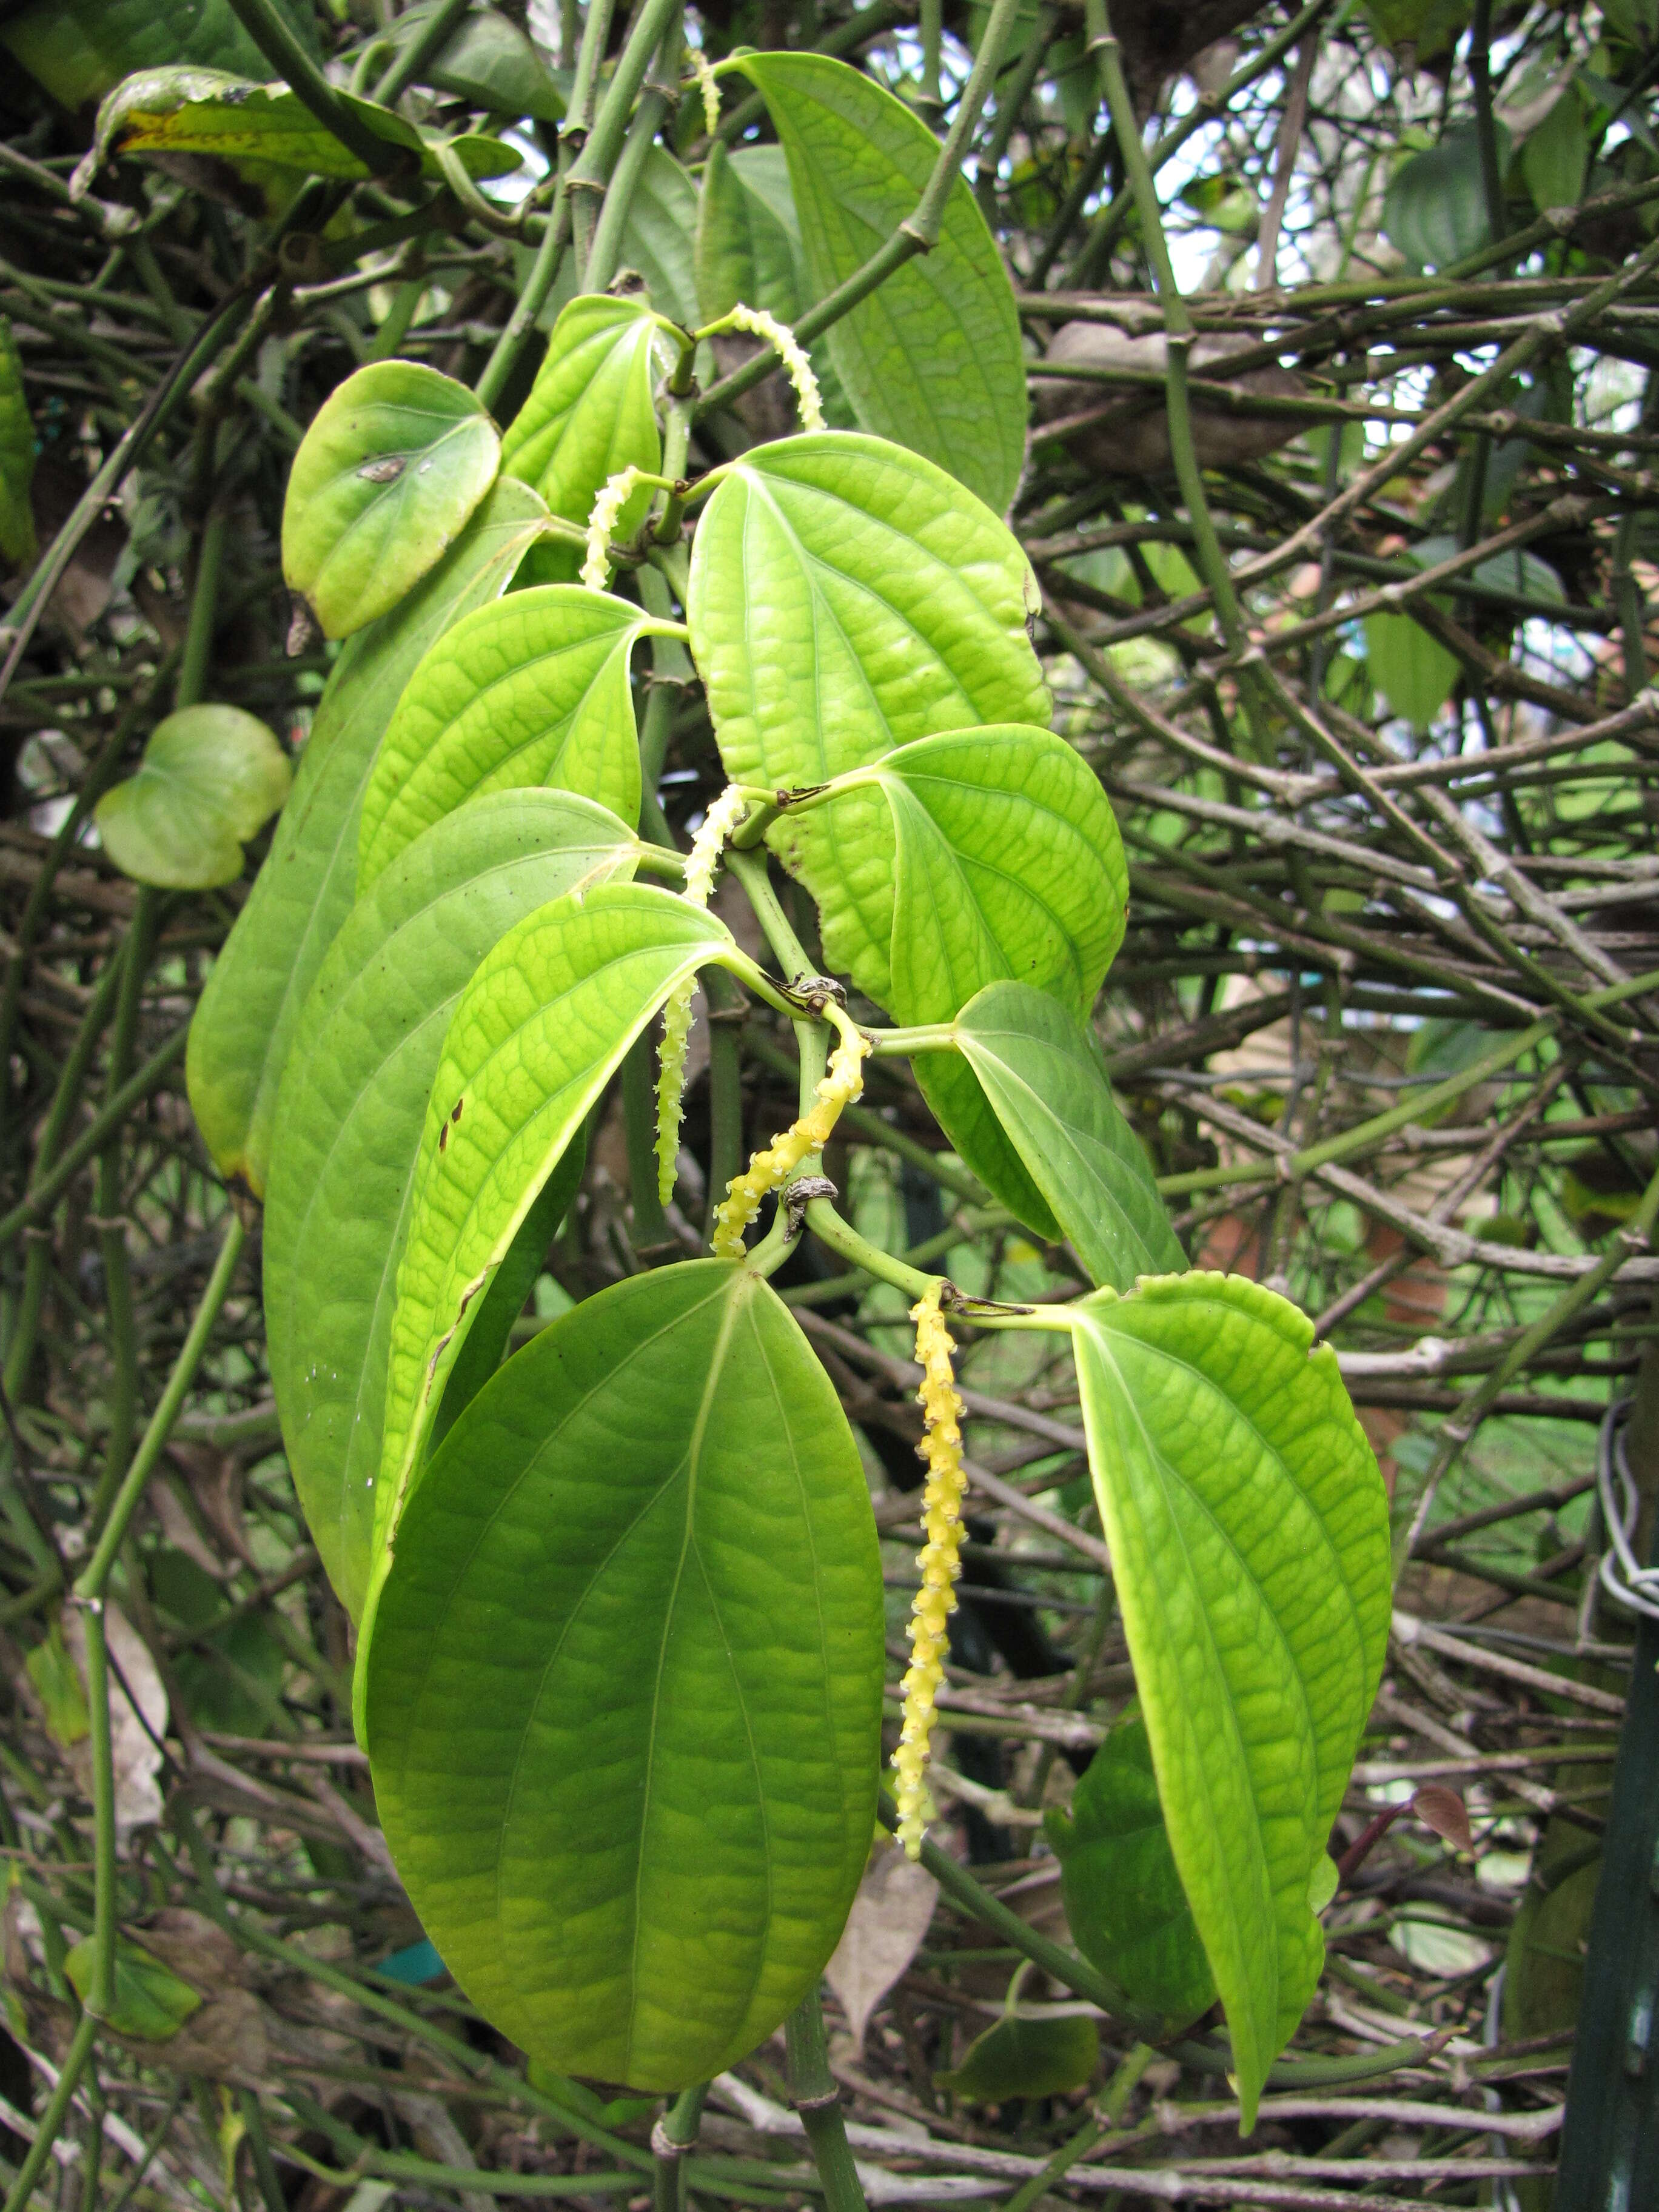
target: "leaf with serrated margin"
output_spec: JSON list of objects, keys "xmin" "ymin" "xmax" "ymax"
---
[
  {"xmin": 1067, "ymin": 1274, "xmax": 1390, "ymax": 2127},
  {"xmin": 366, "ymin": 1258, "xmax": 883, "ymax": 2090},
  {"xmin": 282, "ymin": 362, "xmax": 500, "ymax": 640},
  {"xmin": 187, "ymin": 477, "xmax": 548, "ymax": 1196},
  {"xmin": 264, "ymin": 790, "xmax": 637, "ymax": 1620},
  {"xmin": 500, "ymin": 295, "xmax": 672, "ymax": 580},
  {"xmin": 359, "ymin": 586, "xmax": 659, "ymax": 884},
  {"xmin": 729, "ymin": 52, "xmax": 1027, "ymax": 515},
  {"xmin": 953, "ymin": 981, "xmax": 1182, "ymax": 1292}
]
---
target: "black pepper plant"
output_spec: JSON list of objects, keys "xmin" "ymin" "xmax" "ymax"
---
[{"xmin": 171, "ymin": 47, "xmax": 1392, "ymax": 2127}]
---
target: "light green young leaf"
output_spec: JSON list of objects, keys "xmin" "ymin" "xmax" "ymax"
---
[
  {"xmin": 1045, "ymin": 1714, "xmax": 1216, "ymax": 2031},
  {"xmin": 500, "ymin": 295, "xmax": 671, "ymax": 580},
  {"xmin": 1363, "ymin": 610, "xmax": 1459, "ymax": 730},
  {"xmin": 0, "ymin": 321, "xmax": 36, "ymax": 569},
  {"xmin": 264, "ymin": 790, "xmax": 638, "ymax": 1621},
  {"xmin": 1067, "ymin": 1274, "xmax": 1390, "ymax": 2127},
  {"xmin": 953, "ymin": 980, "xmax": 1183, "ymax": 1292},
  {"xmin": 359, "ymin": 585, "xmax": 660, "ymax": 884},
  {"xmin": 367, "ymin": 1259, "xmax": 883, "ymax": 2090},
  {"xmin": 187, "ymin": 476, "xmax": 547, "ymax": 1196},
  {"xmin": 361, "ymin": 883, "xmax": 742, "ymax": 1697},
  {"xmin": 0, "ymin": 0, "xmax": 321, "ymax": 110},
  {"xmin": 282, "ymin": 362, "xmax": 501, "ymax": 640},
  {"xmin": 95, "ymin": 705, "xmax": 290, "ymax": 890},
  {"xmin": 70, "ymin": 66, "xmax": 521, "ymax": 206},
  {"xmin": 65, "ymin": 1934, "xmax": 203, "ymax": 2042},
  {"xmin": 936, "ymin": 2012, "xmax": 1099, "ymax": 2102},
  {"xmin": 729, "ymin": 53, "xmax": 1028, "ymax": 515}
]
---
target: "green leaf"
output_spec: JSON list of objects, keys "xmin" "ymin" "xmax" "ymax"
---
[
  {"xmin": 1045, "ymin": 1714, "xmax": 1216, "ymax": 2031},
  {"xmin": 363, "ymin": 883, "xmax": 742, "ymax": 1680},
  {"xmin": 1362, "ymin": 0, "xmax": 1471, "ymax": 67},
  {"xmin": 263, "ymin": 790, "xmax": 638, "ymax": 1620},
  {"xmin": 694, "ymin": 144, "xmax": 851, "ymax": 429},
  {"xmin": 385, "ymin": 1, "xmax": 563, "ymax": 120},
  {"xmin": 500, "ymin": 296, "xmax": 672, "ymax": 579},
  {"xmin": 0, "ymin": 321, "xmax": 37, "ymax": 570},
  {"xmin": 359, "ymin": 586, "xmax": 659, "ymax": 885},
  {"xmin": 936, "ymin": 2012, "xmax": 1099, "ymax": 2102},
  {"xmin": 1363, "ymin": 610, "xmax": 1460, "ymax": 729},
  {"xmin": 615, "ymin": 148, "xmax": 703, "ymax": 335},
  {"xmin": 71, "ymin": 67, "xmax": 523, "ymax": 206},
  {"xmin": 366, "ymin": 1259, "xmax": 884, "ymax": 2090},
  {"xmin": 65, "ymin": 1935, "xmax": 203, "ymax": 2042},
  {"xmin": 25, "ymin": 1615, "xmax": 89, "ymax": 1747},
  {"xmin": 1521, "ymin": 82, "xmax": 1589, "ymax": 212},
  {"xmin": 148, "ymin": 1546, "xmax": 286, "ymax": 1737},
  {"xmin": 94, "ymin": 705, "xmax": 290, "ymax": 890},
  {"xmin": 187, "ymin": 475, "xmax": 547, "ymax": 1198},
  {"xmin": 1067, "ymin": 1274, "xmax": 1390, "ymax": 2127},
  {"xmin": 729, "ymin": 53, "xmax": 1027, "ymax": 515},
  {"xmin": 0, "ymin": 0, "xmax": 321, "ymax": 111},
  {"xmin": 953, "ymin": 981, "xmax": 1184, "ymax": 1292},
  {"xmin": 282, "ymin": 363, "xmax": 501, "ymax": 641},
  {"xmin": 1382, "ymin": 124, "xmax": 1506, "ymax": 272}
]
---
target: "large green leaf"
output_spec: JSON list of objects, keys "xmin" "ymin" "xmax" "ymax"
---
[
  {"xmin": 383, "ymin": 1, "xmax": 563, "ymax": 120},
  {"xmin": 1067, "ymin": 1275, "xmax": 1390, "ymax": 2126},
  {"xmin": 615, "ymin": 149, "xmax": 703, "ymax": 335},
  {"xmin": 366, "ymin": 1259, "xmax": 884, "ymax": 2089},
  {"xmin": 187, "ymin": 476, "xmax": 548, "ymax": 1196},
  {"xmin": 358, "ymin": 586, "xmax": 659, "ymax": 885},
  {"xmin": 0, "ymin": 0, "xmax": 320, "ymax": 111},
  {"xmin": 1363, "ymin": 610, "xmax": 1459, "ymax": 730},
  {"xmin": 71, "ymin": 67, "xmax": 522, "ymax": 206},
  {"xmin": 500, "ymin": 295, "xmax": 672, "ymax": 582},
  {"xmin": 263, "ymin": 791, "xmax": 638, "ymax": 1620},
  {"xmin": 729, "ymin": 53, "xmax": 1027, "ymax": 515},
  {"xmin": 1044, "ymin": 1714, "xmax": 1216, "ymax": 2031},
  {"xmin": 95, "ymin": 705, "xmax": 290, "ymax": 890},
  {"xmin": 953, "ymin": 981, "xmax": 1183, "ymax": 1292},
  {"xmin": 364, "ymin": 883, "xmax": 743, "ymax": 1666},
  {"xmin": 1382, "ymin": 124, "xmax": 1505, "ymax": 272},
  {"xmin": 936, "ymin": 2011, "xmax": 1099, "ymax": 2102},
  {"xmin": 0, "ymin": 321, "xmax": 36, "ymax": 569},
  {"xmin": 282, "ymin": 363, "xmax": 501, "ymax": 641}
]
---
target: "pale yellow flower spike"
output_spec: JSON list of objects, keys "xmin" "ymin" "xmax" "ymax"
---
[
  {"xmin": 710, "ymin": 1021, "xmax": 869, "ymax": 1258},
  {"xmin": 687, "ymin": 47, "xmax": 721, "ymax": 138},
  {"xmin": 726, "ymin": 304, "xmax": 825, "ymax": 434},
  {"xmin": 894, "ymin": 1287, "xmax": 967, "ymax": 1860},
  {"xmin": 581, "ymin": 467, "xmax": 644, "ymax": 592},
  {"xmin": 655, "ymin": 788, "xmax": 748, "ymax": 1207}
]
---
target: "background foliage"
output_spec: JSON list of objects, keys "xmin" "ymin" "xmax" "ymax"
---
[{"xmin": 0, "ymin": 0, "xmax": 1655, "ymax": 2204}]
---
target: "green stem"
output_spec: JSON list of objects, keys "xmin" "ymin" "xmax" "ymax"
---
[
  {"xmin": 0, "ymin": 1024, "xmax": 189, "ymax": 1256},
  {"xmin": 785, "ymin": 1989, "xmax": 868, "ymax": 2212},
  {"xmin": 223, "ymin": 0, "xmax": 405, "ymax": 174},
  {"xmin": 622, "ymin": 1035, "xmax": 670, "ymax": 1247},
  {"xmin": 79, "ymin": 1603, "xmax": 118, "ymax": 2018},
  {"xmin": 372, "ymin": 0, "xmax": 475, "ymax": 106},
  {"xmin": 585, "ymin": 9, "xmax": 683, "ymax": 293},
  {"xmin": 0, "ymin": 2008, "xmax": 96, "ymax": 2212},
  {"xmin": 90, "ymin": 894, "xmax": 158, "ymax": 1534},
  {"xmin": 652, "ymin": 2083, "xmax": 709, "ymax": 2212},
  {"xmin": 567, "ymin": 0, "xmax": 684, "ymax": 281},
  {"xmin": 726, "ymin": 850, "xmax": 813, "ymax": 984},
  {"xmin": 801, "ymin": 1199, "xmax": 937, "ymax": 1301}
]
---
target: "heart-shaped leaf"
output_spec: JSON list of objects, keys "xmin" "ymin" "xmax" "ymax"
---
[
  {"xmin": 953, "ymin": 981, "xmax": 1183, "ymax": 1292},
  {"xmin": 282, "ymin": 363, "xmax": 501, "ymax": 640},
  {"xmin": 359, "ymin": 585, "xmax": 660, "ymax": 885},
  {"xmin": 263, "ymin": 789, "xmax": 638, "ymax": 1618},
  {"xmin": 0, "ymin": 321, "xmax": 36, "ymax": 569},
  {"xmin": 500, "ymin": 295, "xmax": 673, "ymax": 580},
  {"xmin": 936, "ymin": 2011, "xmax": 1099, "ymax": 2102},
  {"xmin": 1067, "ymin": 1274, "xmax": 1390, "ymax": 2127},
  {"xmin": 188, "ymin": 475, "xmax": 547, "ymax": 1196},
  {"xmin": 94, "ymin": 704, "xmax": 290, "ymax": 890},
  {"xmin": 729, "ymin": 53, "xmax": 1028, "ymax": 515},
  {"xmin": 72, "ymin": 65, "xmax": 522, "ymax": 207},
  {"xmin": 366, "ymin": 1259, "xmax": 884, "ymax": 2090},
  {"xmin": 65, "ymin": 1933, "xmax": 203, "ymax": 2042},
  {"xmin": 1045, "ymin": 1714, "xmax": 1216, "ymax": 2031},
  {"xmin": 364, "ymin": 882, "xmax": 745, "ymax": 1684}
]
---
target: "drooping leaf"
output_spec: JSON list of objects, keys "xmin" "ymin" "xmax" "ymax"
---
[
  {"xmin": 0, "ymin": 0, "xmax": 320, "ymax": 111},
  {"xmin": 366, "ymin": 1259, "xmax": 884, "ymax": 2090},
  {"xmin": 65, "ymin": 1934, "xmax": 203, "ymax": 2042},
  {"xmin": 500, "ymin": 295, "xmax": 672, "ymax": 581},
  {"xmin": 729, "ymin": 53, "xmax": 1027, "ymax": 515},
  {"xmin": 1045, "ymin": 1714, "xmax": 1216, "ymax": 2030},
  {"xmin": 147, "ymin": 1546, "xmax": 286, "ymax": 1737},
  {"xmin": 282, "ymin": 363, "xmax": 501, "ymax": 640},
  {"xmin": 94, "ymin": 705, "xmax": 290, "ymax": 890},
  {"xmin": 263, "ymin": 790, "xmax": 638, "ymax": 1620},
  {"xmin": 1521, "ymin": 81, "xmax": 1588, "ymax": 212},
  {"xmin": 1364, "ymin": 610, "xmax": 1459, "ymax": 730},
  {"xmin": 1382, "ymin": 124, "xmax": 1506, "ymax": 272},
  {"xmin": 936, "ymin": 2011, "xmax": 1099, "ymax": 2102},
  {"xmin": 362, "ymin": 883, "xmax": 743, "ymax": 1687},
  {"xmin": 71, "ymin": 67, "xmax": 522, "ymax": 207},
  {"xmin": 0, "ymin": 321, "xmax": 37, "ymax": 569},
  {"xmin": 953, "ymin": 981, "xmax": 1184, "ymax": 1292},
  {"xmin": 187, "ymin": 475, "xmax": 548, "ymax": 1196},
  {"xmin": 359, "ymin": 586, "xmax": 659, "ymax": 884},
  {"xmin": 1067, "ymin": 1274, "xmax": 1390, "ymax": 2127},
  {"xmin": 384, "ymin": 1, "xmax": 563, "ymax": 119}
]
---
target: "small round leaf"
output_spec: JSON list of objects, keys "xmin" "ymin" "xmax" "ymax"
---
[{"xmin": 95, "ymin": 704, "xmax": 290, "ymax": 890}]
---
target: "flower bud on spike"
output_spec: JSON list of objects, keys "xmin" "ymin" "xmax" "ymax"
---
[
  {"xmin": 655, "ymin": 788, "xmax": 748, "ymax": 1206},
  {"xmin": 711, "ymin": 1022, "xmax": 868, "ymax": 1258},
  {"xmin": 894, "ymin": 1287, "xmax": 966, "ymax": 1859}
]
